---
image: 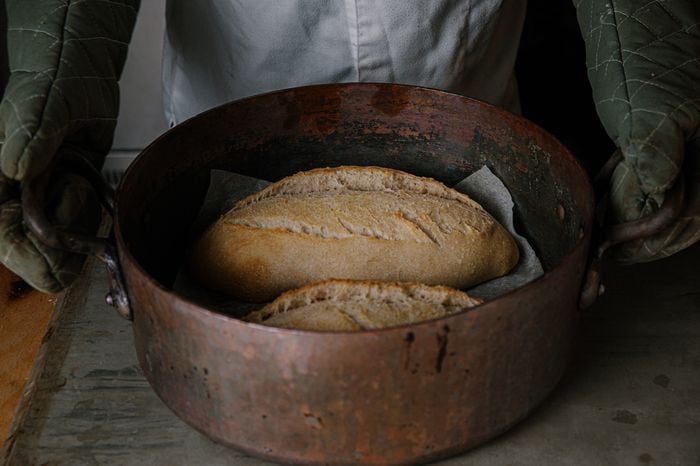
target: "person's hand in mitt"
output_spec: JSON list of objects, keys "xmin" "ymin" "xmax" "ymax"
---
[
  {"xmin": 0, "ymin": 0, "xmax": 139, "ymax": 292},
  {"xmin": 575, "ymin": 0, "xmax": 700, "ymax": 262}
]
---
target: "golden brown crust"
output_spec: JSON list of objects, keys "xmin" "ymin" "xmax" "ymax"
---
[
  {"xmin": 234, "ymin": 165, "xmax": 482, "ymax": 210},
  {"xmin": 244, "ymin": 279, "xmax": 482, "ymax": 331},
  {"xmin": 190, "ymin": 166, "xmax": 519, "ymax": 302}
]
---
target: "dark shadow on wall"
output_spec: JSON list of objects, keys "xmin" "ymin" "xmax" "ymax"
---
[{"xmin": 516, "ymin": 0, "xmax": 615, "ymax": 177}]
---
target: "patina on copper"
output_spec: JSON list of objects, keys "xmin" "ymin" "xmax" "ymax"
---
[
  {"xmin": 114, "ymin": 84, "xmax": 594, "ymax": 465},
  {"xmin": 22, "ymin": 83, "xmax": 675, "ymax": 464}
]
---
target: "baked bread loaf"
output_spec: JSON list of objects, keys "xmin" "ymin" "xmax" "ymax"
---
[
  {"xmin": 190, "ymin": 166, "xmax": 519, "ymax": 302},
  {"xmin": 244, "ymin": 280, "xmax": 482, "ymax": 331}
]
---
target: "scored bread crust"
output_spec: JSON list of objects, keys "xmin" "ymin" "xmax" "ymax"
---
[
  {"xmin": 190, "ymin": 166, "xmax": 519, "ymax": 302},
  {"xmin": 244, "ymin": 279, "xmax": 482, "ymax": 331},
  {"xmin": 235, "ymin": 165, "xmax": 485, "ymax": 211}
]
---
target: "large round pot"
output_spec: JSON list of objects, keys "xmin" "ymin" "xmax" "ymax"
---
[{"xmin": 28, "ymin": 84, "xmax": 597, "ymax": 465}]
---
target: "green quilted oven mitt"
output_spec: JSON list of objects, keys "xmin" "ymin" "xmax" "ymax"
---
[
  {"xmin": 0, "ymin": 0, "xmax": 139, "ymax": 292},
  {"xmin": 575, "ymin": 0, "xmax": 700, "ymax": 263}
]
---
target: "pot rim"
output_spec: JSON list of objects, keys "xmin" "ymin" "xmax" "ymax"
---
[{"xmin": 114, "ymin": 82, "xmax": 595, "ymax": 336}]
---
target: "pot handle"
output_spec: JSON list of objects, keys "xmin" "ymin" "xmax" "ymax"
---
[
  {"xmin": 21, "ymin": 151, "xmax": 133, "ymax": 321},
  {"xmin": 579, "ymin": 150, "xmax": 685, "ymax": 309}
]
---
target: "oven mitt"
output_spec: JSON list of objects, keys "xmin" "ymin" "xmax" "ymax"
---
[
  {"xmin": 0, "ymin": 164, "xmax": 102, "ymax": 291},
  {"xmin": 575, "ymin": 0, "xmax": 700, "ymax": 263},
  {"xmin": 0, "ymin": 0, "xmax": 139, "ymax": 292}
]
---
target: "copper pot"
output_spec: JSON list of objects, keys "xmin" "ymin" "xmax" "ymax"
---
[{"xmin": 21, "ymin": 84, "xmax": 682, "ymax": 465}]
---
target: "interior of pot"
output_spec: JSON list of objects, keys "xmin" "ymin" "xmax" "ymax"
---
[{"xmin": 116, "ymin": 84, "xmax": 593, "ymax": 293}]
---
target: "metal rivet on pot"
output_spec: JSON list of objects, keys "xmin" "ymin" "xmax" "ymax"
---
[{"xmin": 556, "ymin": 204, "xmax": 565, "ymax": 220}]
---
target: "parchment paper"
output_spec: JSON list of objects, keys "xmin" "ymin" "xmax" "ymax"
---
[
  {"xmin": 173, "ymin": 167, "xmax": 543, "ymax": 312},
  {"xmin": 454, "ymin": 166, "xmax": 544, "ymax": 300}
]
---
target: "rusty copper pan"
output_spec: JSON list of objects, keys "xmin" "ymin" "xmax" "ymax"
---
[{"xmin": 21, "ymin": 84, "xmax": 684, "ymax": 465}]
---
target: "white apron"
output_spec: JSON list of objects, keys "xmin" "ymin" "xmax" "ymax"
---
[{"xmin": 162, "ymin": 0, "xmax": 526, "ymax": 126}]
